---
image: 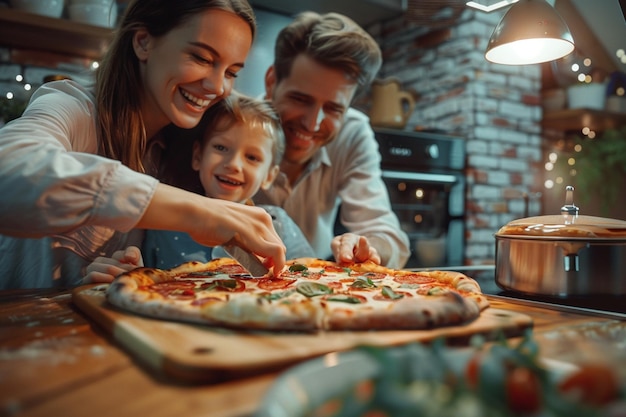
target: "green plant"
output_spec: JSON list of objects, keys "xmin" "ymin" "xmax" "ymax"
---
[{"xmin": 570, "ymin": 127, "xmax": 626, "ymax": 214}]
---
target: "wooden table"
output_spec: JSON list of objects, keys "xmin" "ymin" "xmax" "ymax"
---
[{"xmin": 0, "ymin": 288, "xmax": 624, "ymax": 417}]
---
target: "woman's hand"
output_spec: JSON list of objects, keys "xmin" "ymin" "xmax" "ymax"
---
[
  {"xmin": 331, "ymin": 233, "xmax": 382, "ymax": 265},
  {"xmin": 83, "ymin": 246, "xmax": 144, "ymax": 284},
  {"xmin": 138, "ymin": 184, "xmax": 286, "ymax": 275},
  {"xmin": 191, "ymin": 198, "xmax": 287, "ymax": 275}
]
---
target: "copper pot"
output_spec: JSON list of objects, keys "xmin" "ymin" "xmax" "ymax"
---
[{"xmin": 495, "ymin": 187, "xmax": 626, "ymax": 296}]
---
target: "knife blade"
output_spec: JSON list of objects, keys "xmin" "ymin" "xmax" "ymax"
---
[{"xmin": 222, "ymin": 245, "xmax": 269, "ymax": 277}]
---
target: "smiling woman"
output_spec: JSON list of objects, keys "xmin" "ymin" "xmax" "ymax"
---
[
  {"xmin": 0, "ymin": 0, "xmax": 288, "ymax": 290},
  {"xmin": 96, "ymin": 0, "xmax": 255, "ymax": 170}
]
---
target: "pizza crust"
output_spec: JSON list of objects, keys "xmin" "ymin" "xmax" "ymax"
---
[
  {"xmin": 323, "ymin": 292, "xmax": 480, "ymax": 330},
  {"xmin": 200, "ymin": 293, "xmax": 322, "ymax": 330},
  {"xmin": 106, "ymin": 258, "xmax": 489, "ymax": 331}
]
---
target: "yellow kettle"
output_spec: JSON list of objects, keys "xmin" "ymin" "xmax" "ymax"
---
[{"xmin": 369, "ymin": 77, "xmax": 415, "ymax": 128}]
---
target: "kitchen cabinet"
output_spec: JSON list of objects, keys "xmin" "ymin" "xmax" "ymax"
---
[
  {"xmin": 0, "ymin": 8, "xmax": 113, "ymax": 60},
  {"xmin": 542, "ymin": 108, "xmax": 626, "ymax": 132}
]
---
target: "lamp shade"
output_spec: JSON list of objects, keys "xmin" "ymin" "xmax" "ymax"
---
[{"xmin": 485, "ymin": 0, "xmax": 575, "ymax": 65}]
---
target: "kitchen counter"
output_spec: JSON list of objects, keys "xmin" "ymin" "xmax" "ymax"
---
[{"xmin": 0, "ymin": 287, "xmax": 624, "ymax": 417}]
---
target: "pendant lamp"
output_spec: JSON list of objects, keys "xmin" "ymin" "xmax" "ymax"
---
[{"xmin": 485, "ymin": 0, "xmax": 575, "ymax": 65}]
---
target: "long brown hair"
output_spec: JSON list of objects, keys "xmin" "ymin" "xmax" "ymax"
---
[{"xmin": 95, "ymin": 0, "xmax": 256, "ymax": 173}]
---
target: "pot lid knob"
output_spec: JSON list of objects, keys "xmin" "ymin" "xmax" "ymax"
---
[{"xmin": 560, "ymin": 185, "xmax": 579, "ymax": 224}]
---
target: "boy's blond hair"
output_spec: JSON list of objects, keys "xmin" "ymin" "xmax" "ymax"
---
[{"xmin": 198, "ymin": 93, "xmax": 285, "ymax": 166}]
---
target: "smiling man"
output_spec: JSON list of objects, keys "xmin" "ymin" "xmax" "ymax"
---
[{"xmin": 254, "ymin": 12, "xmax": 410, "ymax": 268}]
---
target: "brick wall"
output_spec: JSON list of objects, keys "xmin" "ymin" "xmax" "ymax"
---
[{"xmin": 366, "ymin": 8, "xmax": 545, "ymax": 267}]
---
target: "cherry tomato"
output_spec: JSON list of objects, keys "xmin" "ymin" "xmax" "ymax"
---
[
  {"xmin": 311, "ymin": 399, "xmax": 341, "ymax": 417},
  {"xmin": 558, "ymin": 363, "xmax": 619, "ymax": 406},
  {"xmin": 505, "ymin": 366, "xmax": 543, "ymax": 413},
  {"xmin": 465, "ymin": 352, "xmax": 482, "ymax": 389},
  {"xmin": 353, "ymin": 379, "xmax": 375, "ymax": 401}
]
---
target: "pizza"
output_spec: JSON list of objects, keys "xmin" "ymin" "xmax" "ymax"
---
[{"xmin": 105, "ymin": 257, "xmax": 489, "ymax": 331}]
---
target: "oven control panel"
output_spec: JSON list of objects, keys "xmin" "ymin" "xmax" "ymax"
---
[{"xmin": 374, "ymin": 128, "xmax": 465, "ymax": 172}]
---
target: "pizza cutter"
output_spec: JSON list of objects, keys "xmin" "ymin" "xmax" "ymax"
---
[{"xmin": 222, "ymin": 244, "xmax": 269, "ymax": 277}]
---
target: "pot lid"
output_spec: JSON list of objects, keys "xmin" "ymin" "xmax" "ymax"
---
[{"xmin": 497, "ymin": 186, "xmax": 626, "ymax": 238}]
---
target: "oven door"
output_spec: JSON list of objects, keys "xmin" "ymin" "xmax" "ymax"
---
[{"xmin": 382, "ymin": 170, "xmax": 465, "ymax": 268}]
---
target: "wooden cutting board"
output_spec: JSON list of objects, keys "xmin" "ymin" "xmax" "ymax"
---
[{"xmin": 72, "ymin": 284, "xmax": 533, "ymax": 383}]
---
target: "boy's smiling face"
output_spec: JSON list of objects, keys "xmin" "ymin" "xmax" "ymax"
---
[{"xmin": 192, "ymin": 121, "xmax": 279, "ymax": 203}]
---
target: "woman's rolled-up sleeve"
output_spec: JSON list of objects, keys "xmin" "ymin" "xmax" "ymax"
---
[{"xmin": 0, "ymin": 81, "xmax": 158, "ymax": 238}]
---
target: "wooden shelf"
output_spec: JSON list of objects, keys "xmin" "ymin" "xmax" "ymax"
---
[
  {"xmin": 0, "ymin": 8, "xmax": 113, "ymax": 60},
  {"xmin": 542, "ymin": 108, "xmax": 626, "ymax": 132}
]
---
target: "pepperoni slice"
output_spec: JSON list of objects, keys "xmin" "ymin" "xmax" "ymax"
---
[
  {"xmin": 326, "ymin": 281, "xmax": 345, "ymax": 290},
  {"xmin": 146, "ymin": 281, "xmax": 196, "ymax": 291},
  {"xmin": 302, "ymin": 271, "xmax": 323, "ymax": 280},
  {"xmin": 183, "ymin": 264, "xmax": 252, "ymax": 278},
  {"xmin": 282, "ymin": 271, "xmax": 323, "ymax": 280},
  {"xmin": 218, "ymin": 264, "xmax": 253, "ymax": 276},
  {"xmin": 256, "ymin": 278, "xmax": 296, "ymax": 290},
  {"xmin": 393, "ymin": 273, "xmax": 436, "ymax": 285},
  {"xmin": 143, "ymin": 281, "xmax": 197, "ymax": 298},
  {"xmin": 191, "ymin": 296, "xmax": 226, "ymax": 306}
]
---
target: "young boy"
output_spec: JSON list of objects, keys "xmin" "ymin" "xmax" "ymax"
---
[{"xmin": 84, "ymin": 93, "xmax": 313, "ymax": 282}]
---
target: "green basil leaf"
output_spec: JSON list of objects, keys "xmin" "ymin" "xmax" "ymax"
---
[
  {"xmin": 350, "ymin": 276, "xmax": 376, "ymax": 288},
  {"xmin": 219, "ymin": 279, "xmax": 237, "ymax": 288},
  {"xmin": 296, "ymin": 281, "xmax": 333, "ymax": 297},
  {"xmin": 427, "ymin": 286, "xmax": 445, "ymax": 295},
  {"xmin": 201, "ymin": 279, "xmax": 238, "ymax": 292},
  {"xmin": 260, "ymin": 288, "xmax": 296, "ymax": 301},
  {"xmin": 289, "ymin": 263, "xmax": 308, "ymax": 272},
  {"xmin": 326, "ymin": 294, "xmax": 363, "ymax": 304},
  {"xmin": 381, "ymin": 285, "xmax": 404, "ymax": 300}
]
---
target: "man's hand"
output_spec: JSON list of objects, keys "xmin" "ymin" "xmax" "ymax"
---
[
  {"xmin": 83, "ymin": 246, "xmax": 144, "ymax": 284},
  {"xmin": 331, "ymin": 233, "xmax": 382, "ymax": 265}
]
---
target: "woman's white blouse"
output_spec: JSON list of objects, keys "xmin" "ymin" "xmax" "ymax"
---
[{"xmin": 0, "ymin": 80, "xmax": 159, "ymax": 288}]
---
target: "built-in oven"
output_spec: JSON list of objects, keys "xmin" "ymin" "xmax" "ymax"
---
[{"xmin": 373, "ymin": 128, "xmax": 466, "ymax": 268}]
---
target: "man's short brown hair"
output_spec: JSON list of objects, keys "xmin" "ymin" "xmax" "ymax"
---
[{"xmin": 273, "ymin": 12, "xmax": 382, "ymax": 91}]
